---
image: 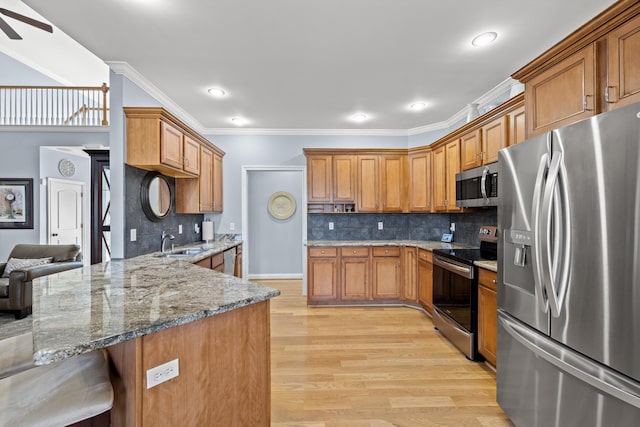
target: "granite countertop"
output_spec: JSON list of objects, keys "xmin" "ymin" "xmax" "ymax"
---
[
  {"xmin": 23, "ymin": 241, "xmax": 279, "ymax": 365},
  {"xmin": 475, "ymin": 260, "xmax": 498, "ymax": 272},
  {"xmin": 306, "ymin": 240, "xmax": 475, "ymax": 251}
]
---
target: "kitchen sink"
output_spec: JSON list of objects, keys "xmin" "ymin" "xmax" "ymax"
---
[{"xmin": 160, "ymin": 248, "xmax": 207, "ymax": 258}]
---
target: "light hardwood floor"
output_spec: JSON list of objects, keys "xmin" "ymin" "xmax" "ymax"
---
[{"xmin": 262, "ymin": 279, "xmax": 514, "ymax": 427}]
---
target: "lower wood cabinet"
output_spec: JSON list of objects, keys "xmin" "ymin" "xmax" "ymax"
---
[
  {"xmin": 340, "ymin": 247, "xmax": 371, "ymax": 300},
  {"xmin": 372, "ymin": 247, "xmax": 401, "ymax": 299},
  {"xmin": 234, "ymin": 244, "xmax": 243, "ymax": 278},
  {"xmin": 402, "ymin": 247, "xmax": 418, "ymax": 301},
  {"xmin": 478, "ymin": 268, "xmax": 498, "ymax": 367},
  {"xmin": 417, "ymin": 249, "xmax": 433, "ymax": 313},
  {"xmin": 308, "ymin": 247, "xmax": 339, "ymax": 301}
]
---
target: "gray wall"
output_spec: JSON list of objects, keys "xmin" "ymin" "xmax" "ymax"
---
[
  {"xmin": 0, "ymin": 131, "xmax": 109, "ymax": 261},
  {"xmin": 247, "ymin": 169, "xmax": 303, "ymax": 277}
]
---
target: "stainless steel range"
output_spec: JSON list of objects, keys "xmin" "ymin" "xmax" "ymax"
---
[{"xmin": 432, "ymin": 226, "xmax": 497, "ymax": 361}]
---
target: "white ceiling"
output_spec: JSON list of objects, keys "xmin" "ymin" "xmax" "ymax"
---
[{"xmin": 16, "ymin": 0, "xmax": 617, "ymax": 133}]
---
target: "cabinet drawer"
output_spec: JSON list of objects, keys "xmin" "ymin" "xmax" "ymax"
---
[
  {"xmin": 372, "ymin": 246, "xmax": 400, "ymax": 257},
  {"xmin": 340, "ymin": 247, "xmax": 370, "ymax": 257},
  {"xmin": 417, "ymin": 249, "xmax": 432, "ymax": 262},
  {"xmin": 478, "ymin": 268, "xmax": 497, "ymax": 291},
  {"xmin": 309, "ymin": 247, "xmax": 337, "ymax": 258}
]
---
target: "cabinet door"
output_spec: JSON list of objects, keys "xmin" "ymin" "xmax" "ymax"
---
[
  {"xmin": 606, "ymin": 15, "xmax": 640, "ymax": 111},
  {"xmin": 199, "ymin": 146, "xmax": 214, "ymax": 212},
  {"xmin": 445, "ymin": 140, "xmax": 461, "ymax": 211},
  {"xmin": 307, "ymin": 155, "xmax": 333, "ymax": 203},
  {"xmin": 160, "ymin": 121, "xmax": 184, "ymax": 169},
  {"xmin": 417, "ymin": 250, "xmax": 433, "ymax": 313},
  {"xmin": 380, "ymin": 155, "xmax": 405, "ymax": 212},
  {"xmin": 478, "ymin": 274, "xmax": 497, "ymax": 367},
  {"xmin": 408, "ymin": 151, "xmax": 431, "ymax": 212},
  {"xmin": 432, "ymin": 145, "xmax": 447, "ymax": 212},
  {"xmin": 183, "ymin": 135, "xmax": 201, "ymax": 175},
  {"xmin": 357, "ymin": 155, "xmax": 379, "ymax": 212},
  {"xmin": 482, "ymin": 116, "xmax": 508, "ymax": 164},
  {"xmin": 509, "ymin": 105, "xmax": 527, "ymax": 146},
  {"xmin": 308, "ymin": 249, "xmax": 338, "ymax": 302},
  {"xmin": 212, "ymin": 153, "xmax": 223, "ymax": 212},
  {"xmin": 234, "ymin": 246, "xmax": 243, "ymax": 278},
  {"xmin": 333, "ymin": 155, "xmax": 356, "ymax": 203},
  {"xmin": 460, "ymin": 129, "xmax": 482, "ymax": 171},
  {"xmin": 372, "ymin": 256, "xmax": 401, "ymax": 300},
  {"xmin": 526, "ymin": 43, "xmax": 596, "ymax": 136},
  {"xmin": 402, "ymin": 247, "xmax": 417, "ymax": 301},
  {"xmin": 341, "ymin": 256, "xmax": 370, "ymax": 300}
]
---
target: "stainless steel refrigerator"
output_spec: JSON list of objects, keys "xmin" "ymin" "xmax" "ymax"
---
[{"xmin": 497, "ymin": 101, "xmax": 640, "ymax": 425}]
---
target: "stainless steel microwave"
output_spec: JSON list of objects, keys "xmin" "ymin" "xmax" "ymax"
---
[{"xmin": 455, "ymin": 163, "xmax": 498, "ymax": 207}]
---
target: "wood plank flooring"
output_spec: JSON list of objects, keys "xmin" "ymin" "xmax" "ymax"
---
[{"xmin": 262, "ymin": 279, "xmax": 514, "ymax": 427}]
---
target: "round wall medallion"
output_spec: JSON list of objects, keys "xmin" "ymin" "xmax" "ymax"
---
[
  {"xmin": 58, "ymin": 159, "xmax": 76, "ymax": 177},
  {"xmin": 268, "ymin": 191, "xmax": 296, "ymax": 220}
]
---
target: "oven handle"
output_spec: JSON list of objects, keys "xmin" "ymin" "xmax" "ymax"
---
[{"xmin": 433, "ymin": 255, "xmax": 473, "ymax": 279}]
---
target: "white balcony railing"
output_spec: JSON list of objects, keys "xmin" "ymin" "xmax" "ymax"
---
[{"xmin": 0, "ymin": 83, "xmax": 109, "ymax": 126}]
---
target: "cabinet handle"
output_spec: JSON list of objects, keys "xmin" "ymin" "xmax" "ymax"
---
[
  {"xmin": 583, "ymin": 94, "xmax": 593, "ymax": 111},
  {"xmin": 353, "ymin": 250, "xmax": 357, "ymax": 254},
  {"xmin": 605, "ymin": 86, "xmax": 617, "ymax": 104},
  {"xmin": 321, "ymin": 250, "xmax": 325, "ymax": 254},
  {"xmin": 492, "ymin": 279, "xmax": 497, "ymax": 284}
]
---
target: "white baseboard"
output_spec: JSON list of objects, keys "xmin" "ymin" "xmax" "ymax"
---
[{"xmin": 247, "ymin": 273, "xmax": 303, "ymax": 280}]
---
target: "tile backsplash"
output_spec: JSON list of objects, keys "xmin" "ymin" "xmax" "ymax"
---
[
  {"xmin": 307, "ymin": 207, "xmax": 497, "ymax": 247},
  {"xmin": 124, "ymin": 165, "xmax": 204, "ymax": 258}
]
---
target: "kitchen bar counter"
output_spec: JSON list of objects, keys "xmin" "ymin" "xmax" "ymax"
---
[
  {"xmin": 475, "ymin": 260, "xmax": 498, "ymax": 272},
  {"xmin": 28, "ymin": 241, "xmax": 279, "ymax": 365}
]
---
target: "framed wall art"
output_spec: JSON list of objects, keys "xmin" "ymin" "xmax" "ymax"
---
[{"xmin": 0, "ymin": 178, "xmax": 34, "ymax": 229}]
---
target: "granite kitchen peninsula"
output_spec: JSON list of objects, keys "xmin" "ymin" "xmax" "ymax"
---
[{"xmin": 28, "ymin": 241, "xmax": 280, "ymax": 426}]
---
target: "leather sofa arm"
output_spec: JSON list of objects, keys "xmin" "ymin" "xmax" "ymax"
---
[{"xmin": 9, "ymin": 262, "xmax": 83, "ymax": 284}]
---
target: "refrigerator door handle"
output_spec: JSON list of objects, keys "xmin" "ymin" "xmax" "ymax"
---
[
  {"xmin": 540, "ymin": 150, "xmax": 572, "ymax": 318},
  {"xmin": 500, "ymin": 314, "xmax": 640, "ymax": 409},
  {"xmin": 531, "ymin": 152, "xmax": 550, "ymax": 313}
]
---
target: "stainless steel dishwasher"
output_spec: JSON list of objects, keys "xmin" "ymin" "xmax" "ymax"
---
[{"xmin": 223, "ymin": 246, "xmax": 236, "ymax": 275}]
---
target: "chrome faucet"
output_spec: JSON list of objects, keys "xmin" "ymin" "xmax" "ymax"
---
[{"xmin": 161, "ymin": 231, "xmax": 175, "ymax": 253}]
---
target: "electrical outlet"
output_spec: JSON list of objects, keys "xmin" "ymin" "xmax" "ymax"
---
[
  {"xmin": 328, "ymin": 222, "xmax": 334, "ymax": 230},
  {"xmin": 450, "ymin": 222, "xmax": 456, "ymax": 232},
  {"xmin": 378, "ymin": 222, "xmax": 383, "ymax": 230},
  {"xmin": 229, "ymin": 222, "xmax": 235, "ymax": 231},
  {"xmin": 178, "ymin": 224, "xmax": 183, "ymax": 234},
  {"xmin": 146, "ymin": 358, "xmax": 179, "ymax": 389},
  {"xmin": 130, "ymin": 229, "xmax": 137, "ymax": 242}
]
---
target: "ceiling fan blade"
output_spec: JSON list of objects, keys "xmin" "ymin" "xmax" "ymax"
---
[
  {"xmin": 0, "ymin": 15, "xmax": 21, "ymax": 40},
  {"xmin": 0, "ymin": 8, "xmax": 53, "ymax": 33}
]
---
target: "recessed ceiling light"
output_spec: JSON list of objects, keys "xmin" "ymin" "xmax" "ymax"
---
[
  {"xmin": 409, "ymin": 102, "xmax": 427, "ymax": 111},
  {"xmin": 351, "ymin": 113, "xmax": 369, "ymax": 123},
  {"xmin": 471, "ymin": 32, "xmax": 497, "ymax": 47},
  {"xmin": 207, "ymin": 87, "xmax": 226, "ymax": 97},
  {"xmin": 230, "ymin": 116, "xmax": 248, "ymax": 126}
]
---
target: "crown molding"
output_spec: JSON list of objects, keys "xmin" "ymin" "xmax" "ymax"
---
[{"xmin": 106, "ymin": 61, "xmax": 519, "ymax": 138}]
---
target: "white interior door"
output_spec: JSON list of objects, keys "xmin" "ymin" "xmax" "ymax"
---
[{"xmin": 48, "ymin": 178, "xmax": 84, "ymax": 248}]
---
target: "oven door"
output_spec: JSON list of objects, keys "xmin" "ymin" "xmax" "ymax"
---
[{"xmin": 432, "ymin": 254, "xmax": 478, "ymax": 360}]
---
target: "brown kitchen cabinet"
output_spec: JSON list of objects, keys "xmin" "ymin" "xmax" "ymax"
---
[
  {"xmin": 306, "ymin": 154, "xmax": 333, "ymax": 203},
  {"xmin": 477, "ymin": 268, "xmax": 498, "ymax": 367},
  {"xmin": 509, "ymin": 104, "xmax": 527, "ymax": 146},
  {"xmin": 305, "ymin": 152, "xmax": 356, "ymax": 212},
  {"xmin": 482, "ymin": 115, "xmax": 509, "ymax": 164},
  {"xmin": 432, "ymin": 140, "xmax": 461, "ymax": 212},
  {"xmin": 192, "ymin": 252, "xmax": 224, "ymax": 273},
  {"xmin": 407, "ymin": 149, "xmax": 432, "ymax": 212},
  {"xmin": 234, "ymin": 244, "xmax": 243, "ymax": 278},
  {"xmin": 524, "ymin": 44, "xmax": 597, "ymax": 137},
  {"xmin": 356, "ymin": 154, "xmax": 379, "ymax": 212},
  {"xmin": 402, "ymin": 247, "xmax": 418, "ymax": 301},
  {"xmin": 125, "ymin": 107, "xmax": 203, "ymax": 178},
  {"xmin": 357, "ymin": 154, "xmax": 406, "ymax": 213},
  {"xmin": 371, "ymin": 247, "xmax": 401, "ymax": 300},
  {"xmin": 213, "ymin": 152, "xmax": 223, "ymax": 212},
  {"xmin": 417, "ymin": 249, "xmax": 433, "ymax": 313},
  {"xmin": 460, "ymin": 129, "xmax": 482, "ymax": 171},
  {"xmin": 606, "ymin": 14, "xmax": 640, "ymax": 111},
  {"xmin": 307, "ymin": 247, "xmax": 339, "ymax": 302},
  {"xmin": 333, "ymin": 155, "xmax": 357, "ymax": 203},
  {"xmin": 340, "ymin": 247, "xmax": 370, "ymax": 300},
  {"xmin": 176, "ymin": 144, "xmax": 213, "ymax": 213}
]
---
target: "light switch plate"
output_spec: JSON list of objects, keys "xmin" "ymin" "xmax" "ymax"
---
[
  {"xmin": 229, "ymin": 222, "xmax": 235, "ymax": 231},
  {"xmin": 378, "ymin": 222, "xmax": 383, "ymax": 230},
  {"xmin": 178, "ymin": 224, "xmax": 183, "ymax": 234},
  {"xmin": 130, "ymin": 229, "xmax": 136, "ymax": 242},
  {"xmin": 146, "ymin": 358, "xmax": 179, "ymax": 389},
  {"xmin": 328, "ymin": 222, "xmax": 334, "ymax": 230}
]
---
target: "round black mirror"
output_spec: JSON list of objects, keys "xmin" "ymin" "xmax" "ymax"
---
[{"xmin": 141, "ymin": 172, "xmax": 172, "ymax": 222}]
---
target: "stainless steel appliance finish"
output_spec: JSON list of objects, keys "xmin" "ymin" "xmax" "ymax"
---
[
  {"xmin": 498, "ymin": 101, "xmax": 640, "ymax": 425},
  {"xmin": 456, "ymin": 162, "xmax": 498, "ymax": 207}
]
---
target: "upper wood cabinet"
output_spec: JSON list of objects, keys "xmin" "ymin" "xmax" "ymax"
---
[
  {"xmin": 333, "ymin": 155, "xmax": 357, "ymax": 203},
  {"xmin": 126, "ymin": 108, "xmax": 207, "ymax": 178},
  {"xmin": 408, "ymin": 150, "xmax": 432, "ymax": 212},
  {"xmin": 356, "ymin": 155, "xmax": 379, "ymax": 212},
  {"xmin": 307, "ymin": 154, "xmax": 333, "ymax": 203},
  {"xmin": 213, "ymin": 152, "xmax": 223, "ymax": 212},
  {"xmin": 380, "ymin": 155, "xmax": 405, "ymax": 212},
  {"xmin": 460, "ymin": 129, "xmax": 482, "ymax": 170},
  {"xmin": 482, "ymin": 116, "xmax": 509, "ymax": 164},
  {"xmin": 176, "ymin": 144, "xmax": 212, "ymax": 213},
  {"xmin": 445, "ymin": 141, "xmax": 461, "ymax": 212},
  {"xmin": 433, "ymin": 140, "xmax": 461, "ymax": 212},
  {"xmin": 509, "ymin": 105, "xmax": 527, "ymax": 146},
  {"xmin": 606, "ymin": 14, "xmax": 640, "ymax": 110},
  {"xmin": 525, "ymin": 44, "xmax": 596, "ymax": 137}
]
